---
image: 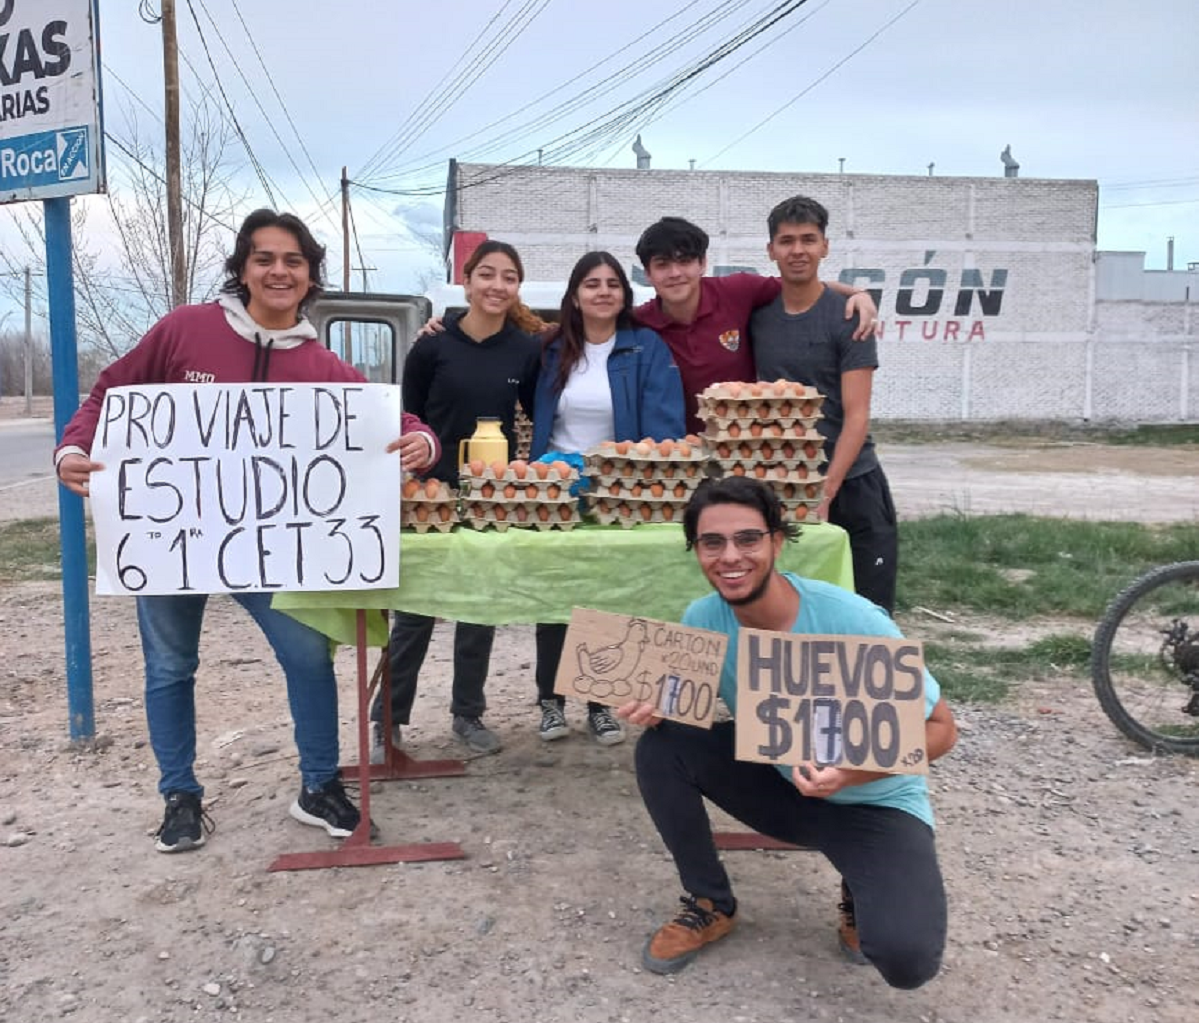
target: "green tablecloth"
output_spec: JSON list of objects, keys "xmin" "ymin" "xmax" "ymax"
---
[{"xmin": 273, "ymin": 521, "xmax": 852, "ymax": 646}]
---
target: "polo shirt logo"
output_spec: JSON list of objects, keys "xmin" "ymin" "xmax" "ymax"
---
[{"xmin": 718, "ymin": 329, "xmax": 741, "ymax": 352}]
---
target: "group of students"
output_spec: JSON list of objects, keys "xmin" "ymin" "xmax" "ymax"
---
[{"xmin": 54, "ymin": 195, "xmax": 952, "ymax": 991}]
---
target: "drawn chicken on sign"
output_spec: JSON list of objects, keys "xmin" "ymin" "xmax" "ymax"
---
[{"xmin": 573, "ymin": 618, "xmax": 651, "ymax": 700}]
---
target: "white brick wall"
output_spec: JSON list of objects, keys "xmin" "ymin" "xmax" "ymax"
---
[{"xmin": 452, "ymin": 163, "xmax": 1198, "ymax": 423}]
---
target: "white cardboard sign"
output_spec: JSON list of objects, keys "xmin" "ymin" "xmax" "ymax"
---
[{"xmin": 89, "ymin": 383, "xmax": 401, "ymax": 595}]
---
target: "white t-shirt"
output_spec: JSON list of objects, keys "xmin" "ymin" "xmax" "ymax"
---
[{"xmin": 547, "ymin": 336, "xmax": 616, "ymax": 453}]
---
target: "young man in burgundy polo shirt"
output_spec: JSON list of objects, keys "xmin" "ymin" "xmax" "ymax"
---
[{"xmin": 631, "ymin": 217, "xmax": 876, "ymax": 430}]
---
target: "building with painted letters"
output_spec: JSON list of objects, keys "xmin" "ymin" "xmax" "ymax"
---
[{"xmin": 442, "ymin": 161, "xmax": 1197, "ymax": 423}]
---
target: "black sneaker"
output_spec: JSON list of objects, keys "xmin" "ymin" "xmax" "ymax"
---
[
  {"xmin": 538, "ymin": 699, "xmax": 569, "ymax": 742},
  {"xmin": 587, "ymin": 706, "xmax": 626, "ymax": 746},
  {"xmin": 289, "ymin": 778, "xmax": 363, "ymax": 838},
  {"xmin": 155, "ymin": 791, "xmax": 213, "ymax": 853}
]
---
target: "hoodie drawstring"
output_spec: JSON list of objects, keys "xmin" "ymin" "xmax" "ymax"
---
[{"xmin": 251, "ymin": 333, "xmax": 276, "ymax": 382}]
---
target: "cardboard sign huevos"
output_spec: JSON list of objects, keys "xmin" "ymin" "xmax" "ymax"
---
[
  {"xmin": 553, "ymin": 608, "xmax": 728, "ymax": 728},
  {"xmin": 735, "ymin": 629, "xmax": 929, "ymax": 775}
]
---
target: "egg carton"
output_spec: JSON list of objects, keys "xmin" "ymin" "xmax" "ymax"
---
[
  {"xmin": 702, "ymin": 421, "xmax": 824, "ymax": 443},
  {"xmin": 459, "ymin": 477, "xmax": 575, "ymax": 502},
  {"xmin": 590, "ymin": 477, "xmax": 703, "ymax": 498},
  {"xmin": 765, "ymin": 477, "xmax": 826, "ymax": 501},
  {"xmin": 712, "ymin": 458, "xmax": 825, "ymax": 478},
  {"xmin": 586, "ymin": 437, "xmax": 707, "ymax": 460},
  {"xmin": 402, "ymin": 502, "xmax": 459, "ymax": 531},
  {"xmin": 459, "ymin": 464, "xmax": 577, "ymax": 484},
  {"xmin": 402, "ymin": 478, "xmax": 458, "ymax": 502},
  {"xmin": 461, "ymin": 500, "xmax": 581, "ymax": 531},
  {"xmin": 587, "ymin": 503, "xmax": 686, "ymax": 528},
  {"xmin": 706, "ymin": 435, "xmax": 824, "ymax": 458},
  {"xmin": 586, "ymin": 459, "xmax": 709, "ymax": 483},
  {"xmin": 699, "ymin": 395, "xmax": 825, "ymax": 418},
  {"xmin": 697, "ymin": 381, "xmax": 823, "ymax": 402}
]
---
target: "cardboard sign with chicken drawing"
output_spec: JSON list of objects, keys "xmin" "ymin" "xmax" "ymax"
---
[{"xmin": 553, "ymin": 608, "xmax": 728, "ymax": 728}]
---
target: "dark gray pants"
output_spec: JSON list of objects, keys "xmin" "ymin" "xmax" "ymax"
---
[
  {"xmin": 370, "ymin": 612, "xmax": 494, "ymax": 724},
  {"xmin": 829, "ymin": 465, "xmax": 898, "ymax": 614},
  {"xmin": 635, "ymin": 720, "xmax": 946, "ymax": 989}
]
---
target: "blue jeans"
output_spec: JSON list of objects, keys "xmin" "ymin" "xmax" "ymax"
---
[{"xmin": 136, "ymin": 593, "xmax": 341, "ymax": 796}]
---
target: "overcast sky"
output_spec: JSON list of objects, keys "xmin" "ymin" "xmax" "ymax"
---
[{"xmin": 15, "ymin": 0, "xmax": 1200, "ymax": 307}]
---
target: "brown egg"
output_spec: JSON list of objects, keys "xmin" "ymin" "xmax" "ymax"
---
[
  {"xmin": 490, "ymin": 460, "xmax": 508, "ymax": 477},
  {"xmin": 806, "ymin": 483, "xmax": 819, "ymax": 498},
  {"xmin": 778, "ymin": 401, "xmax": 793, "ymax": 417},
  {"xmin": 641, "ymin": 465, "xmax": 654, "ymax": 479},
  {"xmin": 658, "ymin": 440, "xmax": 674, "ymax": 457},
  {"xmin": 783, "ymin": 484, "xmax": 795, "ymax": 499},
  {"xmin": 503, "ymin": 484, "xmax": 517, "ymax": 499},
  {"xmin": 661, "ymin": 504, "xmax": 675, "ymax": 521},
  {"xmin": 402, "ymin": 478, "xmax": 420, "ymax": 499},
  {"xmin": 753, "ymin": 465, "xmax": 767, "ymax": 478},
  {"xmin": 559, "ymin": 504, "xmax": 573, "ymax": 521},
  {"xmin": 738, "ymin": 443, "xmax": 753, "ymax": 458},
  {"xmin": 727, "ymin": 382, "xmax": 743, "ymax": 397},
  {"xmin": 536, "ymin": 505, "xmax": 550, "ymax": 521},
  {"xmin": 526, "ymin": 484, "xmax": 539, "ymax": 498},
  {"xmin": 630, "ymin": 483, "xmax": 643, "ymax": 497},
  {"xmin": 615, "ymin": 441, "xmax": 632, "ymax": 455},
  {"xmin": 748, "ymin": 383, "xmax": 763, "ymax": 397},
  {"xmin": 468, "ymin": 459, "xmax": 485, "ymax": 476},
  {"xmin": 424, "ymin": 479, "xmax": 441, "ymax": 499},
  {"xmin": 758, "ymin": 402, "xmax": 771, "ymax": 419},
  {"xmin": 804, "ymin": 442, "xmax": 819, "ymax": 459},
  {"xmin": 661, "ymin": 466, "xmax": 675, "ymax": 479},
  {"xmin": 533, "ymin": 461, "xmax": 550, "ymax": 479},
  {"xmin": 678, "ymin": 442, "xmax": 692, "ymax": 457},
  {"xmin": 550, "ymin": 460, "xmax": 572, "ymax": 476},
  {"xmin": 438, "ymin": 505, "xmax": 452, "ymax": 522},
  {"xmin": 617, "ymin": 502, "xmax": 632, "ymax": 517},
  {"xmin": 731, "ymin": 464, "xmax": 746, "ymax": 476},
  {"xmin": 796, "ymin": 464, "xmax": 808, "ymax": 479},
  {"xmin": 609, "ymin": 482, "xmax": 622, "ymax": 496},
  {"xmin": 415, "ymin": 505, "xmax": 430, "ymax": 522},
  {"xmin": 481, "ymin": 482, "xmax": 495, "ymax": 498},
  {"xmin": 760, "ymin": 444, "xmax": 775, "ymax": 460},
  {"xmin": 547, "ymin": 484, "xmax": 561, "ymax": 499},
  {"xmin": 800, "ymin": 401, "xmax": 815, "ymax": 417},
  {"xmin": 621, "ymin": 463, "xmax": 635, "ymax": 478},
  {"xmin": 714, "ymin": 402, "xmax": 729, "ymax": 417},
  {"xmin": 685, "ymin": 433, "xmax": 702, "ymax": 446},
  {"xmin": 773, "ymin": 379, "xmax": 788, "ymax": 396},
  {"xmin": 515, "ymin": 505, "xmax": 529, "ymax": 522},
  {"xmin": 639, "ymin": 503, "xmax": 654, "ymax": 521},
  {"xmin": 727, "ymin": 423, "xmax": 741, "ymax": 438},
  {"xmin": 634, "ymin": 441, "xmax": 652, "ymax": 457},
  {"xmin": 510, "ymin": 460, "xmax": 528, "ymax": 479},
  {"xmin": 494, "ymin": 505, "xmax": 508, "ymax": 521},
  {"xmin": 736, "ymin": 403, "xmax": 751, "ymax": 419},
  {"xmin": 650, "ymin": 482, "xmax": 664, "ymax": 498},
  {"xmin": 768, "ymin": 424, "xmax": 783, "ymax": 438},
  {"xmin": 781, "ymin": 443, "xmax": 796, "ymax": 459},
  {"xmin": 600, "ymin": 460, "xmax": 615, "ymax": 475},
  {"xmin": 684, "ymin": 465, "xmax": 697, "ymax": 477},
  {"xmin": 795, "ymin": 504, "xmax": 808, "ymax": 521},
  {"xmin": 775, "ymin": 464, "xmax": 789, "ymax": 479},
  {"xmin": 749, "ymin": 422, "xmax": 763, "ymax": 437},
  {"xmin": 673, "ymin": 483, "xmax": 686, "ymax": 498}
]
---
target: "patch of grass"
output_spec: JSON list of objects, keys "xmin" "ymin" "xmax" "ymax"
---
[
  {"xmin": 875, "ymin": 420, "xmax": 1198, "ymax": 447},
  {"xmin": 898, "ymin": 515, "xmax": 1198, "ymax": 619},
  {"xmin": 0, "ymin": 517, "xmax": 95, "ymax": 584},
  {"xmin": 925, "ymin": 632, "xmax": 1091, "ymax": 704}
]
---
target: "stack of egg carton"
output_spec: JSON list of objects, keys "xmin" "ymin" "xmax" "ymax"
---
[
  {"xmin": 697, "ymin": 381, "xmax": 827, "ymax": 523},
  {"xmin": 458, "ymin": 458, "xmax": 581, "ymax": 531},
  {"xmin": 401, "ymin": 476, "xmax": 459, "ymax": 533},
  {"xmin": 584, "ymin": 437, "xmax": 708, "ymax": 528},
  {"xmin": 514, "ymin": 403, "xmax": 533, "ymax": 461}
]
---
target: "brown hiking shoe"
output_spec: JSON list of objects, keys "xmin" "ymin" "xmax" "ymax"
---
[
  {"xmin": 837, "ymin": 880, "xmax": 869, "ymax": 965},
  {"xmin": 642, "ymin": 895, "xmax": 736, "ymax": 974}
]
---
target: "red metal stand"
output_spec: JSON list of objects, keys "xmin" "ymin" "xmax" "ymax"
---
[
  {"xmin": 337, "ymin": 642, "xmax": 466, "ymax": 782},
  {"xmin": 268, "ymin": 611, "xmax": 466, "ymax": 872},
  {"xmin": 714, "ymin": 831, "xmax": 799, "ymax": 851}
]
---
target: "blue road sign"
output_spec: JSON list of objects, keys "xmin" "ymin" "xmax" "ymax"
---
[{"xmin": 0, "ymin": 127, "xmax": 91, "ymax": 191}]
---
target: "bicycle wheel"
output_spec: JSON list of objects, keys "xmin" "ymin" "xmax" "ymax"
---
[{"xmin": 1091, "ymin": 561, "xmax": 1199, "ymax": 756}]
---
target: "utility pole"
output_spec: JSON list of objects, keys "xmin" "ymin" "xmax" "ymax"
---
[
  {"xmin": 23, "ymin": 266, "xmax": 31, "ymax": 415},
  {"xmin": 162, "ymin": 0, "xmax": 187, "ymax": 307},
  {"xmin": 340, "ymin": 167, "xmax": 352, "ymax": 359}
]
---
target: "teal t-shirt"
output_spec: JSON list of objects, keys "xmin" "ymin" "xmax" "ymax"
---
[{"xmin": 681, "ymin": 572, "xmax": 940, "ymax": 828}]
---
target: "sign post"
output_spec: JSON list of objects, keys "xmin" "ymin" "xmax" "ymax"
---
[{"xmin": 2, "ymin": 0, "xmax": 107, "ymax": 741}]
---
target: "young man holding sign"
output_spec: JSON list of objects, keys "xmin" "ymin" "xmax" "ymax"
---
[
  {"xmin": 55, "ymin": 209, "xmax": 439, "ymax": 852},
  {"xmin": 618, "ymin": 478, "xmax": 957, "ymax": 987}
]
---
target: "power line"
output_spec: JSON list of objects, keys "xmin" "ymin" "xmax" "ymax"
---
[{"xmin": 701, "ymin": 0, "xmax": 922, "ymax": 167}]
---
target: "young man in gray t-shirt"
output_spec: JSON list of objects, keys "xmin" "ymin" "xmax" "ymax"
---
[{"xmin": 749, "ymin": 195, "xmax": 898, "ymax": 614}]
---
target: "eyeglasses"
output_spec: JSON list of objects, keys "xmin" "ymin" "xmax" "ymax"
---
[{"xmin": 694, "ymin": 529, "xmax": 773, "ymax": 555}]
